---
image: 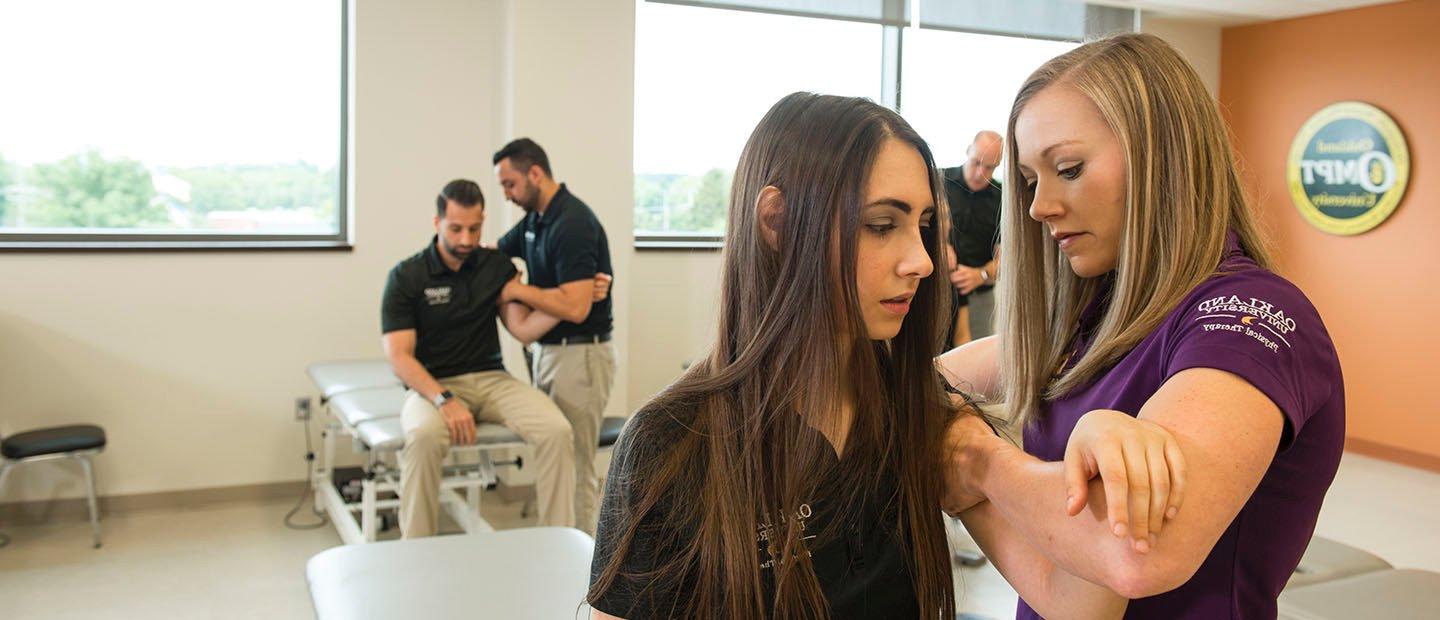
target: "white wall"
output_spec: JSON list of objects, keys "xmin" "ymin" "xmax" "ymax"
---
[{"xmin": 1141, "ymin": 13, "xmax": 1223, "ymax": 97}]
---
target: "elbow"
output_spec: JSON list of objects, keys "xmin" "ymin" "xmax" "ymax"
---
[
  {"xmin": 1104, "ymin": 553, "xmax": 1199, "ymax": 599},
  {"xmin": 566, "ymin": 304, "xmax": 592, "ymax": 324}
]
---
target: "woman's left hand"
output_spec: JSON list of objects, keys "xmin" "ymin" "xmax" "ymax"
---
[{"xmin": 1064, "ymin": 409, "xmax": 1187, "ymax": 554}]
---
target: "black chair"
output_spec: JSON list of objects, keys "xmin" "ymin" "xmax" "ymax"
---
[{"xmin": 0, "ymin": 424, "xmax": 107, "ymax": 548}]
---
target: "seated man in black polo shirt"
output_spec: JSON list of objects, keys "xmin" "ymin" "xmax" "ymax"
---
[
  {"xmin": 381, "ymin": 179, "xmax": 609, "ymax": 538},
  {"xmin": 493, "ymin": 138, "xmax": 616, "ymax": 536}
]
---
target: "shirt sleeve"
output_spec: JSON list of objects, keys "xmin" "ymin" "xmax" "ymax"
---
[
  {"xmin": 380, "ymin": 266, "xmax": 416, "ymax": 334},
  {"xmin": 497, "ymin": 219, "xmax": 525, "ymax": 259},
  {"xmin": 1162, "ymin": 272, "xmax": 1340, "ymax": 449},
  {"xmin": 589, "ymin": 412, "xmax": 691, "ymax": 619},
  {"xmin": 551, "ymin": 217, "xmax": 602, "ymax": 285}
]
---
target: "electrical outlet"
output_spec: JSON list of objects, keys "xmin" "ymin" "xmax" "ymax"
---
[{"xmin": 295, "ymin": 397, "xmax": 312, "ymax": 421}]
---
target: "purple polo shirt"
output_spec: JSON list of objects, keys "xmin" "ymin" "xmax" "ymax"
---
[{"xmin": 1018, "ymin": 233, "xmax": 1345, "ymax": 619}]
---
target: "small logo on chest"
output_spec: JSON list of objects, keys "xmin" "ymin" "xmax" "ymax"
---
[{"xmin": 424, "ymin": 286, "xmax": 453, "ymax": 306}]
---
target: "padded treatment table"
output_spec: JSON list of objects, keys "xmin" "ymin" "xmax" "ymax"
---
[
  {"xmin": 1286, "ymin": 536, "xmax": 1393, "ymax": 589},
  {"xmin": 307, "ymin": 359, "xmax": 630, "ymax": 544},
  {"xmin": 1280, "ymin": 568, "xmax": 1440, "ymax": 619},
  {"xmin": 307, "ymin": 359, "xmax": 403, "ymax": 400},
  {"xmin": 307, "ymin": 527, "xmax": 595, "ymax": 620},
  {"xmin": 307, "ymin": 360, "xmax": 526, "ymax": 544}
]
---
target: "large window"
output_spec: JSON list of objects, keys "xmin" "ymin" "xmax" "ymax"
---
[
  {"xmin": 900, "ymin": 29, "xmax": 1077, "ymax": 171},
  {"xmin": 633, "ymin": 0, "xmax": 1124, "ymax": 248},
  {"xmin": 0, "ymin": 0, "xmax": 346, "ymax": 250},
  {"xmin": 634, "ymin": 2, "xmax": 884, "ymax": 247}
]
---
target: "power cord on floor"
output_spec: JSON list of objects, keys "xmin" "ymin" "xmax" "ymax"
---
[{"xmin": 283, "ymin": 413, "xmax": 328, "ymax": 530}]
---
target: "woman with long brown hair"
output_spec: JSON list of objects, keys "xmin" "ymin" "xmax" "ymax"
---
[
  {"xmin": 587, "ymin": 92, "xmax": 1181, "ymax": 619},
  {"xmin": 940, "ymin": 33, "xmax": 1345, "ymax": 618}
]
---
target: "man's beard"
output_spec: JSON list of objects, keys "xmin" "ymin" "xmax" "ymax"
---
[
  {"xmin": 516, "ymin": 186, "xmax": 540, "ymax": 212},
  {"xmin": 442, "ymin": 238, "xmax": 474, "ymax": 259}
]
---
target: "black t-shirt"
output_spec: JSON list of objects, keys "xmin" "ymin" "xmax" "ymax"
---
[
  {"xmin": 380, "ymin": 238, "xmax": 517, "ymax": 379},
  {"xmin": 942, "ymin": 166, "xmax": 1002, "ymax": 299},
  {"xmin": 589, "ymin": 408, "xmax": 920, "ymax": 619},
  {"xmin": 497, "ymin": 184, "xmax": 614, "ymax": 343}
]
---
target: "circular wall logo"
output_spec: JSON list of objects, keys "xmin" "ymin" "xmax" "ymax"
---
[{"xmin": 1287, "ymin": 101, "xmax": 1409, "ymax": 235}]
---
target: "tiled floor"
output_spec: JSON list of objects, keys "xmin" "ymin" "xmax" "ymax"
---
[{"xmin": 0, "ymin": 451, "xmax": 1434, "ymax": 619}]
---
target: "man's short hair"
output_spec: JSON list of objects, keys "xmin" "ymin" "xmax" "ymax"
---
[
  {"xmin": 436, "ymin": 179, "xmax": 484, "ymax": 217},
  {"xmin": 492, "ymin": 138, "xmax": 553, "ymax": 178}
]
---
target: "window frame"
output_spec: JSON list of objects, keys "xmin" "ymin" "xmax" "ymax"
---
[{"xmin": 0, "ymin": 0, "xmax": 351, "ymax": 252}]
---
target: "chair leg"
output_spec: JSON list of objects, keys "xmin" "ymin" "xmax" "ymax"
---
[
  {"xmin": 77, "ymin": 455, "xmax": 102, "ymax": 549},
  {"xmin": 0, "ymin": 461, "xmax": 13, "ymax": 495},
  {"xmin": 0, "ymin": 463, "xmax": 10, "ymax": 547}
]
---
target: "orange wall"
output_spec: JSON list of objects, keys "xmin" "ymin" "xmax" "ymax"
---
[{"xmin": 1221, "ymin": 0, "xmax": 1440, "ymax": 468}]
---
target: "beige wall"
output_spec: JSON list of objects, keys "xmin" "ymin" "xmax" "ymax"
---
[
  {"xmin": 628, "ymin": 251, "xmax": 722, "ymax": 410},
  {"xmin": 505, "ymin": 0, "xmax": 633, "ymax": 421},
  {"xmin": 1141, "ymin": 13, "xmax": 1222, "ymax": 97}
]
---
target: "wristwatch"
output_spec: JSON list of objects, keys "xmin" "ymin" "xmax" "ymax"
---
[
  {"xmin": 980, "ymin": 266, "xmax": 991, "ymax": 283},
  {"xmin": 432, "ymin": 390, "xmax": 455, "ymax": 408}
]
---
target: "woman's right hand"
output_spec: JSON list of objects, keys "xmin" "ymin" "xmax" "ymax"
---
[{"xmin": 1064, "ymin": 409, "xmax": 1187, "ymax": 553}]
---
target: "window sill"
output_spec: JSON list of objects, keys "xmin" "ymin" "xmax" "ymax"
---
[
  {"xmin": 0, "ymin": 238, "xmax": 353, "ymax": 252},
  {"xmin": 634, "ymin": 234, "xmax": 723, "ymax": 251}
]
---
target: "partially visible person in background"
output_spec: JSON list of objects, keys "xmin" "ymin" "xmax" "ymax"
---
[{"xmin": 942, "ymin": 130, "xmax": 1003, "ymax": 347}]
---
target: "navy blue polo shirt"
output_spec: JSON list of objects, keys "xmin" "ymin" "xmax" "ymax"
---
[
  {"xmin": 380, "ymin": 238, "xmax": 517, "ymax": 379},
  {"xmin": 497, "ymin": 184, "xmax": 614, "ymax": 343}
]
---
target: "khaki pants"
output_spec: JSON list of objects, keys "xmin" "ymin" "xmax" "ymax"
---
[
  {"xmin": 968, "ymin": 288, "xmax": 996, "ymax": 339},
  {"xmin": 399, "ymin": 370, "xmax": 575, "ymax": 538},
  {"xmin": 531, "ymin": 341, "xmax": 615, "ymax": 536}
]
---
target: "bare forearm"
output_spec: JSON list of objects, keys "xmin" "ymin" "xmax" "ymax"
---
[
  {"xmin": 387, "ymin": 354, "xmax": 445, "ymax": 401},
  {"xmin": 501, "ymin": 302, "xmax": 561, "ymax": 345},
  {"xmin": 935, "ymin": 335, "xmax": 1001, "ymax": 400},
  {"xmin": 515, "ymin": 284, "xmax": 587, "ymax": 323},
  {"xmin": 961, "ymin": 502, "xmax": 1126, "ymax": 620},
  {"xmin": 979, "ymin": 442, "xmax": 1155, "ymax": 591}
]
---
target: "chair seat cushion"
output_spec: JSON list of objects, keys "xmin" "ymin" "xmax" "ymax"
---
[
  {"xmin": 2, "ymin": 424, "xmax": 107, "ymax": 459},
  {"xmin": 598, "ymin": 416, "xmax": 626, "ymax": 448}
]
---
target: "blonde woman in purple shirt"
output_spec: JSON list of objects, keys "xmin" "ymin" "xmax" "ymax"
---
[{"xmin": 939, "ymin": 33, "xmax": 1345, "ymax": 619}]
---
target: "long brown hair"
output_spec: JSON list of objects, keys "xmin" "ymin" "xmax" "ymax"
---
[
  {"xmin": 588, "ymin": 92, "xmax": 957, "ymax": 618},
  {"xmin": 997, "ymin": 33, "xmax": 1273, "ymax": 427}
]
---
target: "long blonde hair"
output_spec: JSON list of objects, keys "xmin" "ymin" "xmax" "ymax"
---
[{"xmin": 998, "ymin": 33, "xmax": 1273, "ymax": 427}]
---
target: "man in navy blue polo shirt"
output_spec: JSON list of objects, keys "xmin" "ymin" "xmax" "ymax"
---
[{"xmin": 494, "ymin": 138, "xmax": 616, "ymax": 536}]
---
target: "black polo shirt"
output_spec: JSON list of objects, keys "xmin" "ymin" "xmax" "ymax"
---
[
  {"xmin": 590, "ymin": 408, "xmax": 921, "ymax": 619},
  {"xmin": 380, "ymin": 238, "xmax": 517, "ymax": 379},
  {"xmin": 943, "ymin": 165, "xmax": 1002, "ymax": 298},
  {"xmin": 497, "ymin": 184, "xmax": 613, "ymax": 344}
]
